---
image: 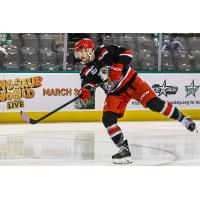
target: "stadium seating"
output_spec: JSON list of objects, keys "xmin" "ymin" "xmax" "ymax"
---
[
  {"xmin": 161, "ymin": 50, "xmax": 173, "ymax": 62},
  {"xmin": 21, "ymin": 47, "xmax": 39, "ymax": 63},
  {"xmin": 12, "ymin": 34, "xmax": 21, "ymax": 48},
  {"xmin": 190, "ymin": 49, "xmax": 200, "ymax": 63},
  {"xmin": 40, "ymin": 62, "xmax": 60, "ymax": 71},
  {"xmin": 39, "ymin": 34, "xmax": 54, "ymax": 48},
  {"xmin": 175, "ymin": 37, "xmax": 188, "ymax": 51},
  {"xmin": 141, "ymin": 60, "xmax": 157, "ymax": 71},
  {"xmin": 177, "ymin": 61, "xmax": 193, "ymax": 71},
  {"xmin": 194, "ymin": 63, "xmax": 200, "ymax": 70},
  {"xmin": 172, "ymin": 51, "xmax": 192, "ymax": 71},
  {"xmin": 137, "ymin": 35, "xmax": 155, "ymax": 52},
  {"xmin": 101, "ymin": 35, "xmax": 115, "ymax": 46},
  {"xmin": 119, "ymin": 35, "xmax": 137, "ymax": 51},
  {"xmin": 21, "ymin": 62, "xmax": 40, "ymax": 71},
  {"xmin": 39, "ymin": 47, "xmax": 57, "ymax": 64},
  {"xmin": 129, "ymin": 51, "xmax": 140, "ymax": 70},
  {"xmin": 68, "ymin": 41, "xmax": 76, "ymax": 49},
  {"xmin": 160, "ymin": 50, "xmax": 176, "ymax": 70},
  {"xmin": 1, "ymin": 33, "xmax": 200, "ymax": 71},
  {"xmin": 161, "ymin": 60, "xmax": 176, "ymax": 71},
  {"xmin": 66, "ymin": 63, "xmax": 76, "ymax": 71},
  {"xmin": 3, "ymin": 62, "xmax": 21, "ymax": 70},
  {"xmin": 187, "ymin": 36, "xmax": 200, "ymax": 51},
  {"xmin": 138, "ymin": 49, "xmax": 155, "ymax": 64},
  {"xmin": 88, "ymin": 33, "xmax": 103, "ymax": 47},
  {"xmin": 21, "ymin": 33, "xmax": 39, "ymax": 49},
  {"xmin": 4, "ymin": 47, "xmax": 20, "ymax": 64}
]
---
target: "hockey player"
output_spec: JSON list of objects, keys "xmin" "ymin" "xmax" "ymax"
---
[{"xmin": 74, "ymin": 38, "xmax": 198, "ymax": 164}]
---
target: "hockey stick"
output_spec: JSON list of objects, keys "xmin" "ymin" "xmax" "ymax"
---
[{"xmin": 20, "ymin": 79, "xmax": 107, "ymax": 124}]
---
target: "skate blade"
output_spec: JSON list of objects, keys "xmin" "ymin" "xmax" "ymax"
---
[{"xmin": 113, "ymin": 156, "xmax": 133, "ymax": 164}]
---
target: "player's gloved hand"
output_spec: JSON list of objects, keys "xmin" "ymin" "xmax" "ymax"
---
[
  {"xmin": 109, "ymin": 63, "xmax": 123, "ymax": 81},
  {"xmin": 80, "ymin": 88, "xmax": 92, "ymax": 100}
]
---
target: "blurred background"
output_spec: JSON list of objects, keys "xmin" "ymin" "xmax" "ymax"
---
[{"xmin": 1, "ymin": 33, "xmax": 200, "ymax": 72}]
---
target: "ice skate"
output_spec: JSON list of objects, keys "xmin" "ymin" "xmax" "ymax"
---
[
  {"xmin": 182, "ymin": 117, "xmax": 198, "ymax": 133},
  {"xmin": 112, "ymin": 140, "xmax": 133, "ymax": 164}
]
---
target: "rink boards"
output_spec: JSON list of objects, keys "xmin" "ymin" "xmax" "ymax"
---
[{"xmin": 0, "ymin": 72, "xmax": 200, "ymax": 123}]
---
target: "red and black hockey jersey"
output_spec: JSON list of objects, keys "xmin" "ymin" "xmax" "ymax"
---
[{"xmin": 80, "ymin": 44, "xmax": 137, "ymax": 95}]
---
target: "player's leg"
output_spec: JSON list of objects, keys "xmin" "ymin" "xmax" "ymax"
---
[
  {"xmin": 146, "ymin": 97, "xmax": 197, "ymax": 132},
  {"xmin": 102, "ymin": 95, "xmax": 132, "ymax": 164},
  {"xmin": 130, "ymin": 75, "xmax": 198, "ymax": 133}
]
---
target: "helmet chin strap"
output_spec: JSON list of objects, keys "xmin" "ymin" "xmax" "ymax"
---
[{"xmin": 86, "ymin": 49, "xmax": 94, "ymax": 63}]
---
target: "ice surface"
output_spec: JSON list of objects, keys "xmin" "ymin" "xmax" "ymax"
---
[{"xmin": 0, "ymin": 121, "xmax": 199, "ymax": 165}]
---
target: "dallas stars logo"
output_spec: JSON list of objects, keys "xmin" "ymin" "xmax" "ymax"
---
[
  {"xmin": 185, "ymin": 79, "xmax": 200, "ymax": 97},
  {"xmin": 152, "ymin": 80, "xmax": 178, "ymax": 97}
]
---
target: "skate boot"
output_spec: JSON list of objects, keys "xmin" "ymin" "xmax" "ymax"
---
[
  {"xmin": 112, "ymin": 139, "xmax": 132, "ymax": 164},
  {"xmin": 181, "ymin": 117, "xmax": 198, "ymax": 133}
]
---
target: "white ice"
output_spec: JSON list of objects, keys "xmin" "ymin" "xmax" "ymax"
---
[{"xmin": 0, "ymin": 121, "xmax": 199, "ymax": 165}]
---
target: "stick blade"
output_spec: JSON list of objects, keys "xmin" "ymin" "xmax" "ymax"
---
[
  {"xmin": 20, "ymin": 111, "xmax": 31, "ymax": 123},
  {"xmin": 20, "ymin": 111, "xmax": 37, "ymax": 124}
]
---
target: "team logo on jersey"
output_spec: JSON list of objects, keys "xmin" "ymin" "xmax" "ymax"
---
[
  {"xmin": 98, "ymin": 66, "xmax": 110, "ymax": 80},
  {"xmin": 103, "ymin": 81, "xmax": 115, "ymax": 91},
  {"xmin": 152, "ymin": 80, "xmax": 178, "ymax": 97},
  {"xmin": 185, "ymin": 79, "xmax": 200, "ymax": 97}
]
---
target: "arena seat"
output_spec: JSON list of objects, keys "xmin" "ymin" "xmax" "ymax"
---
[
  {"xmin": 161, "ymin": 60, "xmax": 176, "ymax": 71},
  {"xmin": 138, "ymin": 49, "xmax": 155, "ymax": 64},
  {"xmin": 39, "ymin": 33, "xmax": 54, "ymax": 48},
  {"xmin": 176, "ymin": 61, "xmax": 193, "ymax": 71},
  {"xmin": 21, "ymin": 47, "xmax": 39, "ymax": 63},
  {"xmin": 141, "ymin": 60, "xmax": 157, "ymax": 71},
  {"xmin": 39, "ymin": 47, "xmax": 57, "ymax": 63},
  {"xmin": 21, "ymin": 62, "xmax": 40, "ymax": 71},
  {"xmin": 4, "ymin": 47, "xmax": 20, "ymax": 64},
  {"xmin": 21, "ymin": 33, "xmax": 39, "ymax": 49},
  {"xmin": 12, "ymin": 33, "xmax": 21, "ymax": 48},
  {"xmin": 3, "ymin": 62, "xmax": 21, "ymax": 70},
  {"xmin": 101, "ymin": 35, "xmax": 115, "ymax": 46},
  {"xmin": 187, "ymin": 36, "xmax": 200, "ymax": 51},
  {"xmin": 40, "ymin": 62, "xmax": 60, "ymax": 71}
]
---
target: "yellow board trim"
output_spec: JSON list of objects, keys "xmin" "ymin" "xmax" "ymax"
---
[{"xmin": 0, "ymin": 109, "xmax": 200, "ymax": 123}]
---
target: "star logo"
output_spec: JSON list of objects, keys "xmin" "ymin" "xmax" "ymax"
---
[
  {"xmin": 185, "ymin": 79, "xmax": 200, "ymax": 97},
  {"xmin": 152, "ymin": 80, "xmax": 178, "ymax": 97}
]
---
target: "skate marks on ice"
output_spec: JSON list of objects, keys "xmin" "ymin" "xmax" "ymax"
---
[
  {"xmin": 0, "ymin": 135, "xmax": 179, "ymax": 166},
  {"xmin": 130, "ymin": 144, "xmax": 180, "ymax": 166},
  {"xmin": 0, "ymin": 121, "xmax": 199, "ymax": 165}
]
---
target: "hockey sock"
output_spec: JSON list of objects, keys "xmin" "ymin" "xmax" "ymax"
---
[
  {"xmin": 161, "ymin": 102, "xmax": 185, "ymax": 122},
  {"xmin": 106, "ymin": 124, "xmax": 124, "ymax": 147}
]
